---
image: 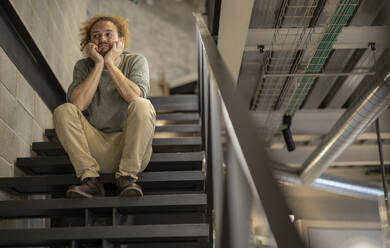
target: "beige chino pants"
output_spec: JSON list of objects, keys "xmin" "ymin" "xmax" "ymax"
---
[{"xmin": 53, "ymin": 97, "xmax": 156, "ymax": 181}]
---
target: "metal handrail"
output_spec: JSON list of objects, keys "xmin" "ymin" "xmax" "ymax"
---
[{"xmin": 195, "ymin": 13, "xmax": 305, "ymax": 248}]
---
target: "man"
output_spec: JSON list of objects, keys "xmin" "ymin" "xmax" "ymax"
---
[{"xmin": 53, "ymin": 15, "xmax": 156, "ymax": 198}]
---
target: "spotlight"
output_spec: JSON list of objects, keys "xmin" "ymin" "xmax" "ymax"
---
[{"xmin": 282, "ymin": 115, "xmax": 296, "ymax": 152}]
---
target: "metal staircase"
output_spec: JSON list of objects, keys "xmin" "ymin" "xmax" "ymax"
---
[{"xmin": 0, "ymin": 95, "xmax": 210, "ymax": 247}]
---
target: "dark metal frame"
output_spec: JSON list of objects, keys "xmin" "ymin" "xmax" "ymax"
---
[
  {"xmin": 195, "ymin": 13, "xmax": 305, "ymax": 248},
  {"xmin": 206, "ymin": 0, "xmax": 222, "ymax": 38},
  {"xmin": 0, "ymin": 1, "xmax": 66, "ymax": 112}
]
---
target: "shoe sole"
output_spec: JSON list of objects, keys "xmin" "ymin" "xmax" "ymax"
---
[
  {"xmin": 66, "ymin": 189, "xmax": 104, "ymax": 198},
  {"xmin": 119, "ymin": 186, "xmax": 143, "ymax": 197}
]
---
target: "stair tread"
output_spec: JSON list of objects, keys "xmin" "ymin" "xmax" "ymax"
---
[
  {"xmin": 32, "ymin": 137, "xmax": 203, "ymax": 155},
  {"xmin": 0, "ymin": 224, "xmax": 209, "ymax": 246},
  {"xmin": 0, "ymin": 171, "xmax": 205, "ymax": 194},
  {"xmin": 45, "ymin": 124, "xmax": 201, "ymax": 138},
  {"xmin": 0, "ymin": 194, "xmax": 207, "ymax": 218},
  {"xmin": 156, "ymin": 112, "xmax": 200, "ymax": 121},
  {"xmin": 149, "ymin": 95, "xmax": 199, "ymax": 112},
  {"xmin": 18, "ymin": 152, "xmax": 203, "ymax": 165},
  {"xmin": 149, "ymin": 95, "xmax": 198, "ymax": 104},
  {"xmin": 16, "ymin": 152, "xmax": 204, "ymax": 174},
  {"xmin": 34, "ymin": 137, "xmax": 202, "ymax": 146}
]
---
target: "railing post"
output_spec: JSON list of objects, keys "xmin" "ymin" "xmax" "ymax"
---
[
  {"xmin": 209, "ymin": 76, "xmax": 224, "ymax": 248},
  {"xmin": 225, "ymin": 138, "xmax": 253, "ymax": 248},
  {"xmin": 198, "ymin": 26, "xmax": 214, "ymax": 248},
  {"xmin": 197, "ymin": 25, "xmax": 204, "ymax": 137}
]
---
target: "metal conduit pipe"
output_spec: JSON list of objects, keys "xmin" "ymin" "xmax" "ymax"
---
[
  {"xmin": 276, "ymin": 171, "xmax": 383, "ymax": 201},
  {"xmin": 300, "ymin": 73, "xmax": 390, "ymax": 185}
]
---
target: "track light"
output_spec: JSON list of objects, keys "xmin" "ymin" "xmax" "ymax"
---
[{"xmin": 282, "ymin": 115, "xmax": 296, "ymax": 152}]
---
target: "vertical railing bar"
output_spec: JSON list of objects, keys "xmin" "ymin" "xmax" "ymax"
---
[
  {"xmin": 199, "ymin": 27, "xmax": 215, "ymax": 248},
  {"xmin": 220, "ymin": 100, "xmax": 263, "ymax": 206},
  {"xmin": 197, "ymin": 25, "xmax": 202, "ymax": 108},
  {"xmin": 220, "ymin": 177, "xmax": 231, "ymax": 248},
  {"xmin": 209, "ymin": 76, "xmax": 224, "ymax": 248},
  {"xmin": 197, "ymin": 26, "xmax": 205, "ymax": 145},
  {"xmin": 376, "ymin": 119, "xmax": 389, "ymax": 211},
  {"xmin": 71, "ymin": 239, "xmax": 79, "ymax": 248},
  {"xmin": 224, "ymin": 139, "xmax": 237, "ymax": 248},
  {"xmin": 225, "ymin": 137, "xmax": 253, "ymax": 248},
  {"xmin": 203, "ymin": 46, "xmax": 209, "ymax": 153},
  {"xmin": 203, "ymin": 39, "xmax": 214, "ymax": 248}
]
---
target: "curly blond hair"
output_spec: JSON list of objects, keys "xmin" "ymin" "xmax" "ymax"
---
[{"xmin": 79, "ymin": 15, "xmax": 130, "ymax": 53}]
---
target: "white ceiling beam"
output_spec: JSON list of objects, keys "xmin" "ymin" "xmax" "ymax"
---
[
  {"xmin": 245, "ymin": 26, "xmax": 390, "ymax": 51},
  {"xmin": 268, "ymin": 144, "xmax": 390, "ymax": 168},
  {"xmin": 217, "ymin": 0, "xmax": 254, "ymax": 86},
  {"xmin": 302, "ymin": 49, "xmax": 357, "ymax": 109},
  {"xmin": 252, "ymin": 109, "xmax": 390, "ymax": 135},
  {"xmin": 327, "ymin": 48, "xmax": 386, "ymax": 108},
  {"xmin": 270, "ymin": 132, "xmax": 390, "ymax": 149}
]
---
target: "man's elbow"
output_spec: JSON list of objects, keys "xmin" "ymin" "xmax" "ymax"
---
[{"xmin": 70, "ymin": 98, "xmax": 86, "ymax": 111}]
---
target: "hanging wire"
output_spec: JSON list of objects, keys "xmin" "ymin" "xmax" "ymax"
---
[
  {"xmin": 369, "ymin": 42, "xmax": 390, "ymax": 205},
  {"xmin": 376, "ymin": 119, "xmax": 389, "ymax": 212}
]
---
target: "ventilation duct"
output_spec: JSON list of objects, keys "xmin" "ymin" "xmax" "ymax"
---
[
  {"xmin": 300, "ymin": 73, "xmax": 390, "ymax": 185},
  {"xmin": 277, "ymin": 171, "xmax": 383, "ymax": 201}
]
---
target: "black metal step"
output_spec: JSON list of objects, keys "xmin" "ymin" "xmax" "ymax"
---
[
  {"xmin": 150, "ymin": 95, "xmax": 198, "ymax": 104},
  {"xmin": 0, "ymin": 224, "xmax": 209, "ymax": 247},
  {"xmin": 16, "ymin": 152, "xmax": 204, "ymax": 175},
  {"xmin": 0, "ymin": 171, "xmax": 205, "ymax": 194},
  {"xmin": 32, "ymin": 137, "xmax": 203, "ymax": 156},
  {"xmin": 0, "ymin": 194, "xmax": 207, "ymax": 218},
  {"xmin": 44, "ymin": 124, "xmax": 201, "ymax": 139},
  {"xmin": 150, "ymin": 95, "xmax": 199, "ymax": 112},
  {"xmin": 155, "ymin": 124, "xmax": 201, "ymax": 132},
  {"xmin": 156, "ymin": 112, "xmax": 199, "ymax": 121}
]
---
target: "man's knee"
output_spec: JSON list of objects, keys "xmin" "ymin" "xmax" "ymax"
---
[
  {"xmin": 53, "ymin": 103, "xmax": 79, "ymax": 123},
  {"xmin": 127, "ymin": 98, "xmax": 155, "ymax": 120}
]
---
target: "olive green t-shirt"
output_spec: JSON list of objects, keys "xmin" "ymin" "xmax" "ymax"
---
[{"xmin": 66, "ymin": 51, "xmax": 150, "ymax": 133}]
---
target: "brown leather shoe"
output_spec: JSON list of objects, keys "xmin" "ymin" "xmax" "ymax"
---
[
  {"xmin": 66, "ymin": 177, "xmax": 105, "ymax": 198},
  {"xmin": 116, "ymin": 176, "xmax": 143, "ymax": 197}
]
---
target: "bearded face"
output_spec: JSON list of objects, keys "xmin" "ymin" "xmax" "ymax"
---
[
  {"xmin": 96, "ymin": 42, "xmax": 113, "ymax": 56},
  {"xmin": 90, "ymin": 21, "xmax": 120, "ymax": 56}
]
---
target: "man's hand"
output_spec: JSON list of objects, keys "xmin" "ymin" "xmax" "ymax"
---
[
  {"xmin": 104, "ymin": 41, "xmax": 124, "ymax": 67},
  {"xmin": 87, "ymin": 42, "xmax": 104, "ymax": 65}
]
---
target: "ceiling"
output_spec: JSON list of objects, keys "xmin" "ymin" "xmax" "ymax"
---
[{"xmin": 214, "ymin": 0, "xmax": 390, "ymax": 216}]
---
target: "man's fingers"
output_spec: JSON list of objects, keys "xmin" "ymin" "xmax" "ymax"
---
[{"xmin": 87, "ymin": 43, "xmax": 97, "ymax": 53}]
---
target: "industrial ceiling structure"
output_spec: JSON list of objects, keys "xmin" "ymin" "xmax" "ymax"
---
[{"xmin": 214, "ymin": 0, "xmax": 390, "ymax": 208}]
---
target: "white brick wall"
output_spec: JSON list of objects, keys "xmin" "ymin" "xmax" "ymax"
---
[
  {"xmin": 0, "ymin": 49, "xmax": 17, "ymax": 97},
  {"xmin": 0, "ymin": 46, "xmax": 53, "ymax": 173},
  {"xmin": 16, "ymin": 72, "xmax": 34, "ymax": 116},
  {"xmin": 11, "ymin": 0, "xmax": 88, "ymax": 92}
]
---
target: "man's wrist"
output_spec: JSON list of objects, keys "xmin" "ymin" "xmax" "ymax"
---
[
  {"xmin": 94, "ymin": 62, "xmax": 104, "ymax": 70},
  {"xmin": 105, "ymin": 60, "xmax": 116, "ymax": 70}
]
